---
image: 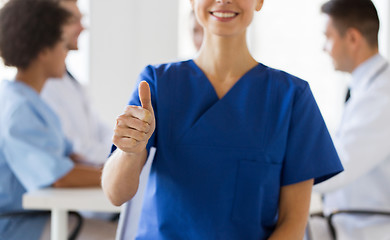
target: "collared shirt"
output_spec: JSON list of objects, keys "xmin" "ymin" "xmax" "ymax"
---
[
  {"xmin": 0, "ymin": 80, "xmax": 74, "ymax": 240},
  {"xmin": 314, "ymin": 54, "xmax": 390, "ymax": 239},
  {"xmin": 41, "ymin": 72, "xmax": 112, "ymax": 165},
  {"xmin": 118, "ymin": 60, "xmax": 343, "ymax": 240}
]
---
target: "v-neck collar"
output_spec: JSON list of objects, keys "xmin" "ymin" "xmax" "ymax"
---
[
  {"xmin": 173, "ymin": 60, "xmax": 264, "ymax": 145},
  {"xmin": 188, "ymin": 59, "xmax": 261, "ymax": 101}
]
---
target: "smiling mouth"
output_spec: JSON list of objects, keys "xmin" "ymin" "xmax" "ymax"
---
[{"xmin": 210, "ymin": 11, "xmax": 238, "ymax": 18}]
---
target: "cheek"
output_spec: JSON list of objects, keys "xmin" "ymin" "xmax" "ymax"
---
[
  {"xmin": 239, "ymin": 4, "xmax": 256, "ymax": 26},
  {"xmin": 241, "ymin": 0, "xmax": 258, "ymax": 14},
  {"xmin": 195, "ymin": 8, "xmax": 206, "ymax": 25},
  {"xmin": 194, "ymin": 0, "xmax": 212, "ymax": 23},
  {"xmin": 244, "ymin": 12, "xmax": 254, "ymax": 25}
]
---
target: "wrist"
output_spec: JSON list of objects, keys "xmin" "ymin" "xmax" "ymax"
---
[{"xmin": 119, "ymin": 148, "xmax": 147, "ymax": 159}]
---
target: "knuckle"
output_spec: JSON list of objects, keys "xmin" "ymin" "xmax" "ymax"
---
[
  {"xmin": 133, "ymin": 131, "xmax": 142, "ymax": 141},
  {"xmin": 124, "ymin": 105, "xmax": 133, "ymax": 112},
  {"xmin": 143, "ymin": 122, "xmax": 150, "ymax": 132},
  {"xmin": 143, "ymin": 110, "xmax": 152, "ymax": 122},
  {"xmin": 116, "ymin": 115, "xmax": 127, "ymax": 125},
  {"xmin": 129, "ymin": 138, "xmax": 137, "ymax": 145}
]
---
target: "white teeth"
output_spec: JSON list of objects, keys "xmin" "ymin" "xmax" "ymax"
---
[{"xmin": 212, "ymin": 12, "xmax": 236, "ymax": 18}]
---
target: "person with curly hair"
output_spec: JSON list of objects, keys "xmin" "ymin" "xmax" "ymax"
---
[{"xmin": 0, "ymin": 0, "xmax": 113, "ymax": 239}]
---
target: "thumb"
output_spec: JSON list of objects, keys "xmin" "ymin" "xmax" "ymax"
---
[{"xmin": 139, "ymin": 81, "xmax": 153, "ymax": 111}]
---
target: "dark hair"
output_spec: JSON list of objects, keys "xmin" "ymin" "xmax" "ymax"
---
[
  {"xmin": 321, "ymin": 0, "xmax": 379, "ymax": 47},
  {"xmin": 0, "ymin": 0, "xmax": 71, "ymax": 69}
]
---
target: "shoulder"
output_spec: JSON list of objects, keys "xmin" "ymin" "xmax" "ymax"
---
[
  {"xmin": 141, "ymin": 60, "xmax": 194, "ymax": 80},
  {"xmin": 41, "ymin": 76, "xmax": 83, "ymax": 102},
  {"xmin": 43, "ymin": 76, "xmax": 68, "ymax": 89},
  {"xmin": 0, "ymin": 94, "xmax": 34, "ymax": 134},
  {"xmin": 0, "ymin": 82, "xmax": 52, "ymax": 128},
  {"xmin": 373, "ymin": 60, "xmax": 390, "ymax": 88},
  {"xmin": 0, "ymin": 82, "xmax": 30, "ymax": 118},
  {"xmin": 257, "ymin": 63, "xmax": 310, "ymax": 98}
]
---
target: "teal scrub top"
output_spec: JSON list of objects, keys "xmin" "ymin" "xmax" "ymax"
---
[
  {"xmin": 120, "ymin": 60, "xmax": 343, "ymax": 240},
  {"xmin": 0, "ymin": 80, "xmax": 74, "ymax": 240}
]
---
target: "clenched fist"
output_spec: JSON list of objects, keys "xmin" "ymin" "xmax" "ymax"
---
[{"xmin": 113, "ymin": 81, "xmax": 156, "ymax": 154}]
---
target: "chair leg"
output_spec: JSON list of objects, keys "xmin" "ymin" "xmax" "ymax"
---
[
  {"xmin": 68, "ymin": 211, "xmax": 84, "ymax": 240},
  {"xmin": 327, "ymin": 214, "xmax": 337, "ymax": 240}
]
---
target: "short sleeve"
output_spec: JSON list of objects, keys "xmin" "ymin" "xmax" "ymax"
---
[
  {"xmin": 110, "ymin": 65, "xmax": 157, "ymax": 155},
  {"xmin": 64, "ymin": 137, "xmax": 74, "ymax": 156},
  {"xmin": 282, "ymin": 83, "xmax": 343, "ymax": 186},
  {"xmin": 2, "ymin": 104, "xmax": 74, "ymax": 191}
]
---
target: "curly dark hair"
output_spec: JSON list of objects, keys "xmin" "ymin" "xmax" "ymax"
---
[{"xmin": 0, "ymin": 0, "xmax": 72, "ymax": 69}]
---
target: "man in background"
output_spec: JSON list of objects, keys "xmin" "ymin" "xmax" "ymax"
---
[
  {"xmin": 310, "ymin": 0, "xmax": 390, "ymax": 239},
  {"xmin": 41, "ymin": 0, "xmax": 113, "ymax": 166},
  {"xmin": 40, "ymin": 0, "xmax": 118, "ymax": 238}
]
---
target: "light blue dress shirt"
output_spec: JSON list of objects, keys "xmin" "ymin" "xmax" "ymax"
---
[{"xmin": 0, "ymin": 80, "xmax": 74, "ymax": 240}]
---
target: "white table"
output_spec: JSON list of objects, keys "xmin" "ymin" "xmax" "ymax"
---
[{"xmin": 22, "ymin": 187, "xmax": 121, "ymax": 240}]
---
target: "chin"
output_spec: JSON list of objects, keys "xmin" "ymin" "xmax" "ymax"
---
[
  {"xmin": 67, "ymin": 43, "xmax": 79, "ymax": 51},
  {"xmin": 54, "ymin": 69, "xmax": 66, "ymax": 78},
  {"xmin": 333, "ymin": 63, "xmax": 345, "ymax": 72},
  {"xmin": 53, "ymin": 73, "xmax": 64, "ymax": 79}
]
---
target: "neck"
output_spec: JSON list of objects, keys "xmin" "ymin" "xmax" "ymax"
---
[
  {"xmin": 350, "ymin": 46, "xmax": 379, "ymax": 73},
  {"xmin": 15, "ymin": 62, "xmax": 48, "ymax": 93},
  {"xmin": 194, "ymin": 31, "xmax": 257, "ymax": 82}
]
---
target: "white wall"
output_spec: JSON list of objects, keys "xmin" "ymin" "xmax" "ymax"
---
[{"xmin": 88, "ymin": 0, "xmax": 179, "ymax": 126}]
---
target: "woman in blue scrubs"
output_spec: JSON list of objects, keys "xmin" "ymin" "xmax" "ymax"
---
[{"xmin": 102, "ymin": 0, "xmax": 343, "ymax": 239}]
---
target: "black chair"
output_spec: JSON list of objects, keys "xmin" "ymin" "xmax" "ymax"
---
[
  {"xmin": 308, "ymin": 210, "xmax": 390, "ymax": 240},
  {"xmin": 0, "ymin": 210, "xmax": 83, "ymax": 240}
]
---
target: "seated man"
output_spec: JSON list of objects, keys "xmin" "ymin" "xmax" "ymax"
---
[
  {"xmin": 0, "ymin": 1, "xmax": 115, "ymax": 239},
  {"xmin": 309, "ymin": 0, "xmax": 390, "ymax": 239},
  {"xmin": 41, "ymin": 0, "xmax": 113, "ymax": 166}
]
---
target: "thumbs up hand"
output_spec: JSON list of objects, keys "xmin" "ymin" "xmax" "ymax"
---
[{"xmin": 113, "ymin": 81, "xmax": 156, "ymax": 154}]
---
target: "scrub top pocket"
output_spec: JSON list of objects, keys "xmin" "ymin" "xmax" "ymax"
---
[{"xmin": 232, "ymin": 158, "xmax": 281, "ymax": 229}]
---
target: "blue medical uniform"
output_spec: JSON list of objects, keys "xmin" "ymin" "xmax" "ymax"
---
[
  {"xmin": 123, "ymin": 60, "xmax": 343, "ymax": 240},
  {"xmin": 0, "ymin": 80, "xmax": 74, "ymax": 240}
]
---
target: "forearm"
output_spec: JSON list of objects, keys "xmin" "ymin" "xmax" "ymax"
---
[
  {"xmin": 101, "ymin": 148, "xmax": 148, "ymax": 206},
  {"xmin": 268, "ymin": 217, "xmax": 307, "ymax": 240},
  {"xmin": 269, "ymin": 179, "xmax": 313, "ymax": 240},
  {"xmin": 102, "ymin": 81, "xmax": 155, "ymax": 206},
  {"xmin": 53, "ymin": 164, "xmax": 102, "ymax": 188}
]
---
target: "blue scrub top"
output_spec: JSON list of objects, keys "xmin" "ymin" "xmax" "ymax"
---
[
  {"xmin": 0, "ymin": 80, "xmax": 74, "ymax": 240},
  {"xmin": 121, "ymin": 60, "xmax": 343, "ymax": 240}
]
